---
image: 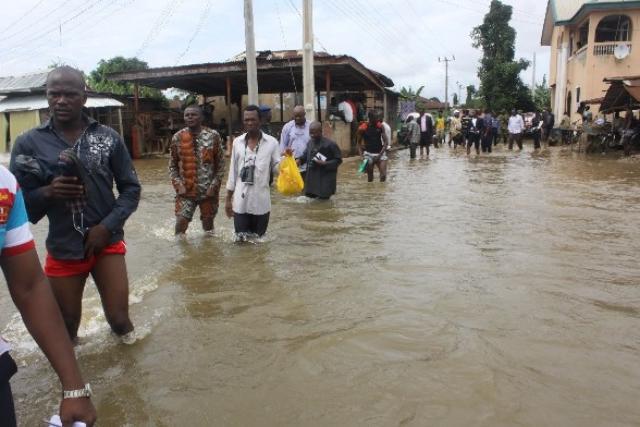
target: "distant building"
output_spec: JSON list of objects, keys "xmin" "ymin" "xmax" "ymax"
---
[
  {"xmin": 0, "ymin": 71, "xmax": 124, "ymax": 153},
  {"xmin": 541, "ymin": 0, "xmax": 640, "ymax": 119}
]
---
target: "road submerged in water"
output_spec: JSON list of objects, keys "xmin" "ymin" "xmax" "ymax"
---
[{"xmin": 2, "ymin": 144, "xmax": 640, "ymax": 426}]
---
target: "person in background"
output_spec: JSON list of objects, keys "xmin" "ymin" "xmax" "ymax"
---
[
  {"xmin": 418, "ymin": 108, "xmax": 434, "ymax": 158},
  {"xmin": 508, "ymin": 108, "xmax": 525, "ymax": 150},
  {"xmin": 461, "ymin": 109, "xmax": 471, "ymax": 148},
  {"xmin": 481, "ymin": 110, "xmax": 493, "ymax": 153},
  {"xmin": 498, "ymin": 110, "xmax": 509, "ymax": 145},
  {"xmin": 297, "ymin": 121, "xmax": 342, "ymax": 200},
  {"xmin": 559, "ymin": 111, "xmax": 572, "ymax": 145},
  {"xmin": 358, "ymin": 111, "xmax": 390, "ymax": 182},
  {"xmin": 435, "ymin": 110, "xmax": 445, "ymax": 147},
  {"xmin": 0, "ymin": 167, "xmax": 96, "ymax": 427},
  {"xmin": 259, "ymin": 105, "xmax": 274, "ymax": 137},
  {"xmin": 467, "ymin": 110, "xmax": 483, "ymax": 155},
  {"xmin": 449, "ymin": 110, "xmax": 463, "ymax": 149},
  {"xmin": 491, "ymin": 112, "xmax": 500, "ymax": 146},
  {"xmin": 169, "ymin": 105, "xmax": 225, "ymax": 235},
  {"xmin": 337, "ymin": 96, "xmax": 354, "ymax": 124},
  {"xmin": 10, "ymin": 66, "xmax": 140, "ymax": 344},
  {"xmin": 542, "ymin": 109, "xmax": 555, "ymax": 142},
  {"xmin": 531, "ymin": 110, "xmax": 543, "ymax": 150},
  {"xmin": 379, "ymin": 111, "xmax": 392, "ymax": 152},
  {"xmin": 404, "ymin": 115, "xmax": 421, "ymax": 158},
  {"xmin": 280, "ymin": 105, "xmax": 310, "ymax": 175},
  {"xmin": 218, "ymin": 118, "xmax": 229, "ymax": 150},
  {"xmin": 225, "ymin": 105, "xmax": 280, "ymax": 239}
]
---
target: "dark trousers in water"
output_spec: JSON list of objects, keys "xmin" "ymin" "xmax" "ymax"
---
[
  {"xmin": 533, "ymin": 130, "xmax": 541, "ymax": 149},
  {"xmin": 481, "ymin": 135, "xmax": 493, "ymax": 153},
  {"xmin": 409, "ymin": 143, "xmax": 417, "ymax": 159},
  {"xmin": 233, "ymin": 212, "xmax": 270, "ymax": 237},
  {"xmin": 0, "ymin": 352, "xmax": 18, "ymax": 427}
]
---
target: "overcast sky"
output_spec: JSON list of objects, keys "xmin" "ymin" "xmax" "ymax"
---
[{"xmin": 0, "ymin": 0, "xmax": 550, "ymax": 101}]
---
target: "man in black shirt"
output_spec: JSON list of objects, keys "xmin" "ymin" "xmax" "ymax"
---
[{"xmin": 357, "ymin": 111, "xmax": 390, "ymax": 182}]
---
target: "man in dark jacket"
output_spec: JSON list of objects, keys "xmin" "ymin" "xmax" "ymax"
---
[
  {"xmin": 418, "ymin": 109, "xmax": 434, "ymax": 157},
  {"xmin": 10, "ymin": 66, "xmax": 141, "ymax": 343},
  {"xmin": 298, "ymin": 122, "xmax": 342, "ymax": 199},
  {"xmin": 466, "ymin": 110, "xmax": 484, "ymax": 155}
]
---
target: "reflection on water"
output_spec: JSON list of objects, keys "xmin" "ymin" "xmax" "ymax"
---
[{"xmin": 2, "ymin": 145, "xmax": 640, "ymax": 426}]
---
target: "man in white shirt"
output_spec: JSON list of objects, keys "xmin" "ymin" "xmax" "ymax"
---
[
  {"xmin": 507, "ymin": 108, "xmax": 525, "ymax": 150},
  {"xmin": 338, "ymin": 99, "xmax": 354, "ymax": 123},
  {"xmin": 225, "ymin": 105, "xmax": 281, "ymax": 239}
]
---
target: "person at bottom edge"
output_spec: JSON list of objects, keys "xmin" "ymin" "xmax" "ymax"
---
[
  {"xmin": 9, "ymin": 66, "xmax": 141, "ymax": 344},
  {"xmin": 225, "ymin": 105, "xmax": 281, "ymax": 240},
  {"xmin": 297, "ymin": 121, "xmax": 343, "ymax": 200},
  {"xmin": 0, "ymin": 165, "xmax": 96, "ymax": 427}
]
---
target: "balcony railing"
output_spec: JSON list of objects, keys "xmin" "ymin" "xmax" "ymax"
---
[{"xmin": 593, "ymin": 42, "xmax": 632, "ymax": 57}]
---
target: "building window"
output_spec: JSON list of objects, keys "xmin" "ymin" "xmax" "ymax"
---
[
  {"xmin": 595, "ymin": 15, "xmax": 632, "ymax": 42},
  {"xmin": 577, "ymin": 21, "xmax": 589, "ymax": 49},
  {"xmin": 576, "ymin": 87, "xmax": 581, "ymax": 104}
]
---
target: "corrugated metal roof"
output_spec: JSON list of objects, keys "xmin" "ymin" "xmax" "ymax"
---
[
  {"xmin": 0, "ymin": 95, "xmax": 123, "ymax": 113},
  {"xmin": 0, "ymin": 71, "xmax": 48, "ymax": 94}
]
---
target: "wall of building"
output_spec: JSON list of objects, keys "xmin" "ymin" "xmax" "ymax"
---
[
  {"xmin": 549, "ymin": 9, "xmax": 640, "ymax": 120},
  {"xmin": 8, "ymin": 110, "xmax": 40, "ymax": 150},
  {"xmin": 0, "ymin": 114, "xmax": 8, "ymax": 153}
]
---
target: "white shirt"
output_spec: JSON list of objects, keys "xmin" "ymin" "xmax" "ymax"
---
[
  {"xmin": 381, "ymin": 121, "xmax": 391, "ymax": 148},
  {"xmin": 226, "ymin": 132, "xmax": 281, "ymax": 215},
  {"xmin": 508, "ymin": 115, "xmax": 524, "ymax": 134},
  {"xmin": 338, "ymin": 101, "xmax": 353, "ymax": 123}
]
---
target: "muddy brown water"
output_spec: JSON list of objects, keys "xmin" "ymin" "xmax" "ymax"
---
[{"xmin": 1, "ymin": 145, "xmax": 640, "ymax": 426}]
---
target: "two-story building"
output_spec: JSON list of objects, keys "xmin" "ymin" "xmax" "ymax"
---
[{"xmin": 542, "ymin": 0, "xmax": 640, "ymax": 120}]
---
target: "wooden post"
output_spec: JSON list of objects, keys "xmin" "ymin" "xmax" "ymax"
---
[
  {"xmin": 131, "ymin": 83, "xmax": 141, "ymax": 159},
  {"xmin": 226, "ymin": 77, "xmax": 233, "ymax": 149},
  {"xmin": 325, "ymin": 69, "xmax": 331, "ymax": 113},
  {"xmin": 316, "ymin": 90, "xmax": 321, "ymax": 121},
  {"xmin": 279, "ymin": 92, "xmax": 284, "ymax": 122},
  {"xmin": 117, "ymin": 107, "xmax": 124, "ymax": 139}
]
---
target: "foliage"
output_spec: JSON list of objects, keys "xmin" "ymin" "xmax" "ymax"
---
[
  {"xmin": 452, "ymin": 93, "xmax": 459, "ymax": 106},
  {"xmin": 87, "ymin": 56, "xmax": 164, "ymax": 99},
  {"xmin": 399, "ymin": 85, "xmax": 425, "ymax": 101},
  {"xmin": 533, "ymin": 75, "xmax": 551, "ymax": 111},
  {"xmin": 471, "ymin": 0, "xmax": 534, "ymax": 112},
  {"xmin": 464, "ymin": 85, "xmax": 484, "ymax": 109}
]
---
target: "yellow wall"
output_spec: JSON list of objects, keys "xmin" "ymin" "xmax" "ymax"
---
[
  {"xmin": 8, "ymin": 110, "xmax": 40, "ymax": 150},
  {"xmin": 0, "ymin": 114, "xmax": 7, "ymax": 153},
  {"xmin": 549, "ymin": 9, "xmax": 640, "ymax": 120}
]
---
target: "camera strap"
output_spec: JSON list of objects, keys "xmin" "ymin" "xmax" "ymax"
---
[{"xmin": 243, "ymin": 137, "xmax": 261, "ymax": 167}]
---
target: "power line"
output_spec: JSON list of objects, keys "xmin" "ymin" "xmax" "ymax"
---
[
  {"xmin": 174, "ymin": 0, "xmax": 213, "ymax": 65},
  {"xmin": 0, "ymin": 0, "xmax": 77, "ymax": 43},
  {"xmin": 0, "ymin": 0, "xmax": 48, "ymax": 34},
  {"xmin": 284, "ymin": 0, "xmax": 328, "ymax": 52},
  {"xmin": 135, "ymin": 0, "xmax": 185, "ymax": 58},
  {"xmin": 274, "ymin": 0, "xmax": 298, "ymax": 94}
]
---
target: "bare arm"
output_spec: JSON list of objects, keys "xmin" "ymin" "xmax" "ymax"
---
[{"xmin": 2, "ymin": 249, "xmax": 96, "ymax": 426}]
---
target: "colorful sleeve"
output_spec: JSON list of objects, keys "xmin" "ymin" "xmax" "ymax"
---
[{"xmin": 1, "ymin": 186, "xmax": 35, "ymax": 257}]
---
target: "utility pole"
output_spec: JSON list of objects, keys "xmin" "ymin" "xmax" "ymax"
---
[
  {"xmin": 302, "ymin": 0, "xmax": 316, "ymax": 118},
  {"xmin": 456, "ymin": 81, "xmax": 464, "ymax": 107},
  {"xmin": 531, "ymin": 52, "xmax": 537, "ymax": 94},
  {"xmin": 439, "ymin": 56, "xmax": 455, "ymax": 112},
  {"xmin": 244, "ymin": 0, "xmax": 259, "ymax": 105}
]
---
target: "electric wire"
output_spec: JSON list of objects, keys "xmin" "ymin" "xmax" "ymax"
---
[
  {"xmin": 174, "ymin": 0, "xmax": 213, "ymax": 66},
  {"xmin": 274, "ymin": 0, "xmax": 298, "ymax": 94},
  {"xmin": 135, "ymin": 0, "xmax": 185, "ymax": 58},
  {"xmin": 0, "ymin": 0, "xmax": 48, "ymax": 34},
  {"xmin": 0, "ymin": 0, "xmax": 78, "ymax": 43}
]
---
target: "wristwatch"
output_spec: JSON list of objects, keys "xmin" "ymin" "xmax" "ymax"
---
[{"xmin": 63, "ymin": 383, "xmax": 92, "ymax": 399}]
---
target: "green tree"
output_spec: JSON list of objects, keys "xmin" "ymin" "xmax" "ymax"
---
[
  {"xmin": 399, "ymin": 85, "xmax": 425, "ymax": 101},
  {"xmin": 533, "ymin": 75, "xmax": 551, "ymax": 111},
  {"xmin": 452, "ymin": 93, "xmax": 459, "ymax": 106},
  {"xmin": 88, "ymin": 56, "xmax": 164, "ymax": 99},
  {"xmin": 471, "ymin": 0, "xmax": 534, "ymax": 112}
]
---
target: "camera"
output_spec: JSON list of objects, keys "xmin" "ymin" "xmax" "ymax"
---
[{"xmin": 240, "ymin": 165, "xmax": 255, "ymax": 184}]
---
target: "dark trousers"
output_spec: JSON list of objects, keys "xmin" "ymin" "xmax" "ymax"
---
[
  {"xmin": 467, "ymin": 133, "xmax": 480, "ymax": 151},
  {"xmin": 481, "ymin": 135, "xmax": 493, "ymax": 153},
  {"xmin": 233, "ymin": 212, "xmax": 270, "ymax": 237},
  {"xmin": 0, "ymin": 352, "xmax": 18, "ymax": 427},
  {"xmin": 409, "ymin": 143, "xmax": 417, "ymax": 159},
  {"xmin": 508, "ymin": 133, "xmax": 523, "ymax": 150},
  {"xmin": 533, "ymin": 130, "xmax": 541, "ymax": 149}
]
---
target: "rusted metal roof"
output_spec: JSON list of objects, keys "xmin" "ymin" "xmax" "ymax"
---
[
  {"xmin": 107, "ymin": 50, "xmax": 394, "ymax": 96},
  {"xmin": 0, "ymin": 71, "xmax": 48, "ymax": 95},
  {"xmin": 599, "ymin": 75, "xmax": 640, "ymax": 112},
  {"xmin": 0, "ymin": 94, "xmax": 123, "ymax": 113}
]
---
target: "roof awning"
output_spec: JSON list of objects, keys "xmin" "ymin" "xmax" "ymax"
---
[
  {"xmin": 0, "ymin": 94, "xmax": 123, "ymax": 113},
  {"xmin": 599, "ymin": 76, "xmax": 640, "ymax": 112},
  {"xmin": 106, "ymin": 53, "xmax": 394, "ymax": 96}
]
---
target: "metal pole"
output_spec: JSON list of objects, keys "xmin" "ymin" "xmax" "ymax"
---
[
  {"xmin": 226, "ymin": 77, "xmax": 233, "ymax": 147},
  {"xmin": 244, "ymin": 0, "xmax": 259, "ymax": 105},
  {"xmin": 532, "ymin": 52, "xmax": 537, "ymax": 94},
  {"xmin": 439, "ymin": 56, "xmax": 455, "ymax": 112},
  {"xmin": 302, "ymin": 0, "xmax": 316, "ymax": 118}
]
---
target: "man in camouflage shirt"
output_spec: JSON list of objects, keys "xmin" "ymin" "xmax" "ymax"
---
[{"xmin": 169, "ymin": 105, "xmax": 225, "ymax": 234}]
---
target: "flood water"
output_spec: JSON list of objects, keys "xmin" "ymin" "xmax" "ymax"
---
[{"xmin": 2, "ymin": 144, "xmax": 640, "ymax": 426}]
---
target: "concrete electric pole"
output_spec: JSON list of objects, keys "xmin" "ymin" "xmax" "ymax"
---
[
  {"xmin": 531, "ymin": 52, "xmax": 537, "ymax": 94},
  {"xmin": 244, "ymin": 0, "xmax": 259, "ymax": 105},
  {"xmin": 302, "ymin": 0, "xmax": 316, "ymax": 119},
  {"xmin": 439, "ymin": 56, "xmax": 455, "ymax": 112}
]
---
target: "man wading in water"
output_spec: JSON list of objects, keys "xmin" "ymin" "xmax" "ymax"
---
[
  {"xmin": 297, "ymin": 121, "xmax": 342, "ymax": 199},
  {"xmin": 358, "ymin": 111, "xmax": 390, "ymax": 182},
  {"xmin": 225, "ymin": 105, "xmax": 281, "ymax": 239},
  {"xmin": 169, "ymin": 105, "xmax": 225, "ymax": 235},
  {"xmin": 10, "ymin": 67, "xmax": 140, "ymax": 344}
]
